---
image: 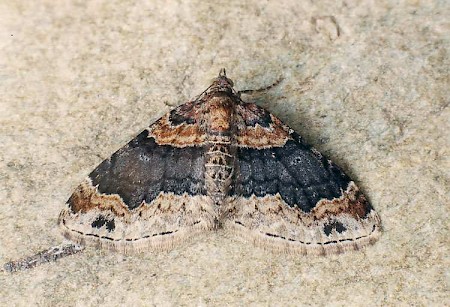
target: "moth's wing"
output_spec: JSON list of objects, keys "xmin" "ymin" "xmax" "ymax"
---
[
  {"xmin": 59, "ymin": 101, "xmax": 216, "ymax": 252},
  {"xmin": 224, "ymin": 102, "xmax": 381, "ymax": 255}
]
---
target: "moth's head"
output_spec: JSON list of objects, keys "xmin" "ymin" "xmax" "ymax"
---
[{"xmin": 209, "ymin": 68, "xmax": 234, "ymax": 93}]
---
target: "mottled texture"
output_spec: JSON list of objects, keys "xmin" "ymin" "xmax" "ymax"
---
[
  {"xmin": 0, "ymin": 0, "xmax": 448, "ymax": 306},
  {"xmin": 89, "ymin": 130, "xmax": 207, "ymax": 209},
  {"xmin": 60, "ymin": 72, "xmax": 379, "ymax": 253},
  {"xmin": 232, "ymin": 133, "xmax": 352, "ymax": 212},
  {"xmin": 60, "ymin": 179, "xmax": 216, "ymax": 250}
]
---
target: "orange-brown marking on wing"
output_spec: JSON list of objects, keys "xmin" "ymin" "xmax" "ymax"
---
[
  {"xmin": 311, "ymin": 182, "xmax": 373, "ymax": 220},
  {"xmin": 67, "ymin": 178, "xmax": 210, "ymax": 223},
  {"xmin": 236, "ymin": 114, "xmax": 291, "ymax": 148},
  {"xmin": 67, "ymin": 178, "xmax": 131, "ymax": 218},
  {"xmin": 147, "ymin": 114, "xmax": 207, "ymax": 147}
]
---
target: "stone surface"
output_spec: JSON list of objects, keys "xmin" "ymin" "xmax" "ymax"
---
[{"xmin": 0, "ymin": 1, "xmax": 448, "ymax": 305}]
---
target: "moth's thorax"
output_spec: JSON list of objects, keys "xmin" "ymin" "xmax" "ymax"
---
[
  {"xmin": 202, "ymin": 94, "xmax": 236, "ymax": 135},
  {"xmin": 208, "ymin": 75, "xmax": 234, "ymax": 94}
]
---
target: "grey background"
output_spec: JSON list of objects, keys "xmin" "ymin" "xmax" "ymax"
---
[{"xmin": 0, "ymin": 1, "xmax": 448, "ymax": 306}]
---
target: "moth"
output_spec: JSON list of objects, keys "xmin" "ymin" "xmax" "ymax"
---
[{"xmin": 4, "ymin": 70, "xmax": 381, "ymax": 272}]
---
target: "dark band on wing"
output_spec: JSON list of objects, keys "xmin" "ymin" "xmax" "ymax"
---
[
  {"xmin": 169, "ymin": 109, "xmax": 196, "ymax": 125},
  {"xmin": 71, "ymin": 130, "xmax": 207, "ymax": 210},
  {"xmin": 231, "ymin": 133, "xmax": 352, "ymax": 213},
  {"xmin": 238, "ymin": 103, "xmax": 273, "ymax": 128}
]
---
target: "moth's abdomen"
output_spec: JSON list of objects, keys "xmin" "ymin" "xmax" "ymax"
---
[{"xmin": 205, "ymin": 142, "xmax": 235, "ymax": 205}]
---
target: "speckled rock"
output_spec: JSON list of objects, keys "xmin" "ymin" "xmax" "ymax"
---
[{"xmin": 0, "ymin": 1, "xmax": 448, "ymax": 305}]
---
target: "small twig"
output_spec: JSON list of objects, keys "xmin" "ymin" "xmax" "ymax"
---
[{"xmin": 3, "ymin": 243, "xmax": 84, "ymax": 273}]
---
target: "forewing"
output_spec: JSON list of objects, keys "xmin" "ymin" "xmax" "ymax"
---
[
  {"xmin": 225, "ymin": 102, "xmax": 381, "ymax": 255},
  {"xmin": 59, "ymin": 101, "xmax": 216, "ymax": 252}
]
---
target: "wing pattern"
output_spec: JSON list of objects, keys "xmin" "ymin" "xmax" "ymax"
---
[
  {"xmin": 224, "ymin": 103, "xmax": 381, "ymax": 255},
  {"xmin": 59, "ymin": 102, "xmax": 216, "ymax": 252},
  {"xmin": 59, "ymin": 71, "xmax": 381, "ymax": 255}
]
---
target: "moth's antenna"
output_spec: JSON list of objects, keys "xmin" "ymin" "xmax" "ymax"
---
[
  {"xmin": 238, "ymin": 76, "xmax": 283, "ymax": 96},
  {"xmin": 219, "ymin": 68, "xmax": 226, "ymax": 77}
]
